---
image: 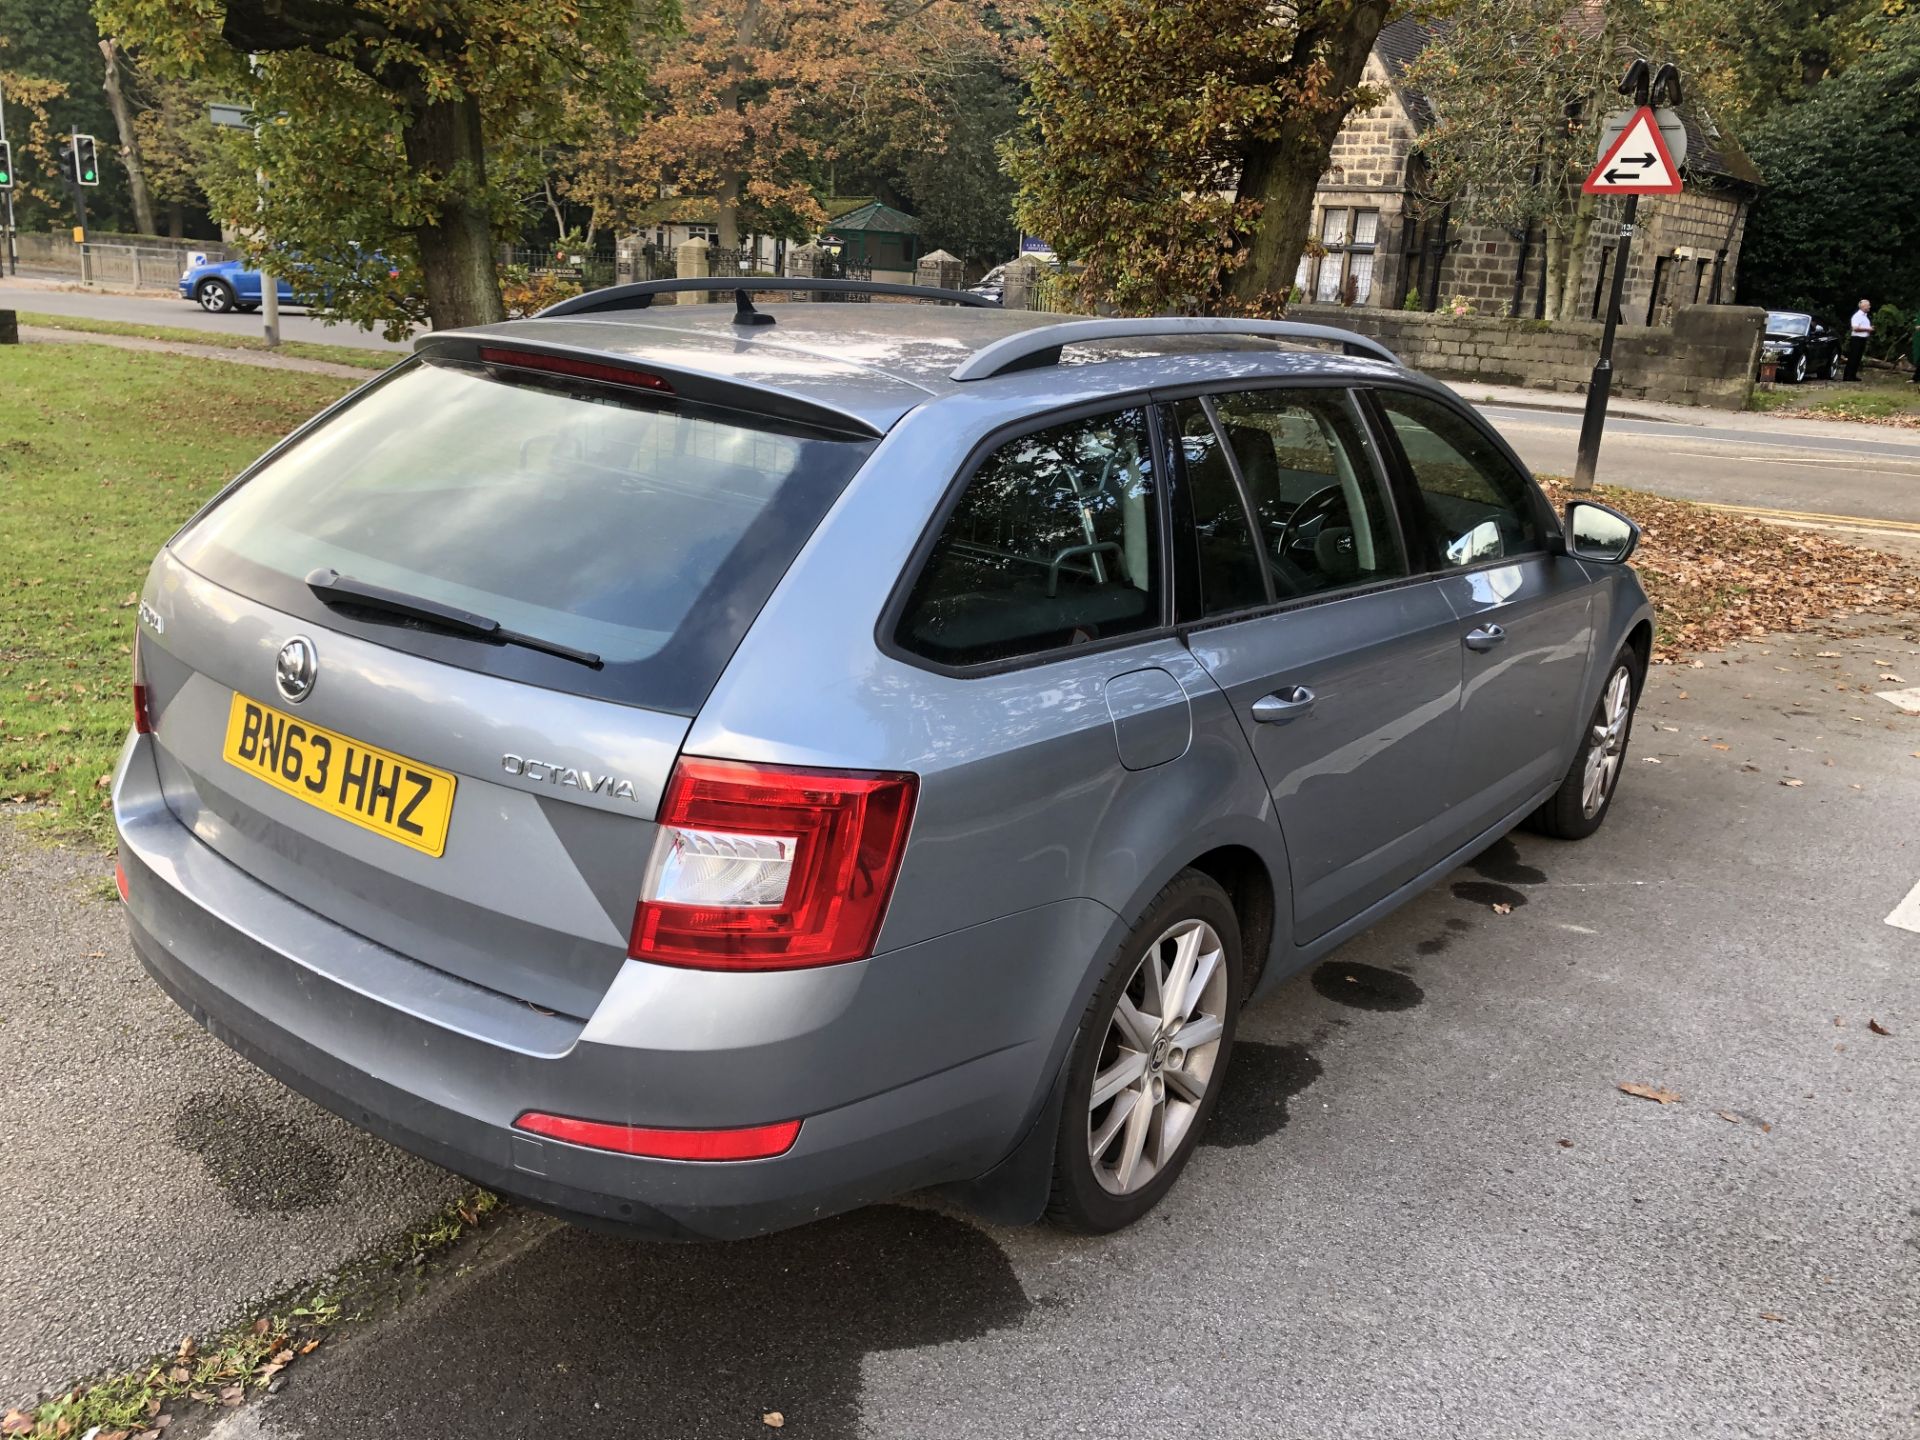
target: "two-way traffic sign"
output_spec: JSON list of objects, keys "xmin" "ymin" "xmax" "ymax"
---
[{"xmin": 1582, "ymin": 105, "xmax": 1683, "ymax": 195}]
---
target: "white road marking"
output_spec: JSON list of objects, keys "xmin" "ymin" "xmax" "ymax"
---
[
  {"xmin": 1886, "ymin": 878, "xmax": 1920, "ymax": 934},
  {"xmin": 1875, "ymin": 687, "xmax": 1920, "ymax": 714}
]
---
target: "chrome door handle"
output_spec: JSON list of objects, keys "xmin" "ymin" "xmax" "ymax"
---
[
  {"xmin": 1252, "ymin": 686, "xmax": 1316, "ymax": 724},
  {"xmin": 1464, "ymin": 624, "xmax": 1507, "ymax": 652}
]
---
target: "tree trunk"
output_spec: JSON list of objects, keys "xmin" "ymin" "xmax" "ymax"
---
[
  {"xmin": 1228, "ymin": 0, "xmax": 1392, "ymax": 306},
  {"xmin": 402, "ymin": 90, "xmax": 506, "ymax": 329},
  {"xmin": 99, "ymin": 38, "xmax": 156, "ymax": 236},
  {"xmin": 1543, "ymin": 226, "xmax": 1567, "ymax": 322},
  {"xmin": 717, "ymin": 168, "xmax": 742, "ymax": 251},
  {"xmin": 167, "ymin": 201, "xmax": 184, "ymax": 239},
  {"xmin": 715, "ymin": 0, "xmax": 763, "ymax": 252}
]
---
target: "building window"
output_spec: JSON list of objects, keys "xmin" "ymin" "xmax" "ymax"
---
[{"xmin": 1308, "ymin": 207, "xmax": 1379, "ymax": 306}]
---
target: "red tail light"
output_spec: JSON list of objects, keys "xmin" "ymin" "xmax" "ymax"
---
[
  {"xmin": 514, "ymin": 1111, "xmax": 800, "ymax": 1161},
  {"xmin": 132, "ymin": 631, "xmax": 152, "ymax": 735},
  {"xmin": 477, "ymin": 346, "xmax": 674, "ymax": 393},
  {"xmin": 630, "ymin": 757, "xmax": 918, "ymax": 970}
]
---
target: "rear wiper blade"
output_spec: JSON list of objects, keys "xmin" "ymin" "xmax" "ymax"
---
[{"xmin": 304, "ymin": 568, "xmax": 602, "ymax": 670}]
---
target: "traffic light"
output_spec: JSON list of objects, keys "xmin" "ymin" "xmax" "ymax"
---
[
  {"xmin": 72, "ymin": 133, "xmax": 99, "ymax": 187},
  {"xmin": 0, "ymin": 140, "xmax": 12, "ymax": 191}
]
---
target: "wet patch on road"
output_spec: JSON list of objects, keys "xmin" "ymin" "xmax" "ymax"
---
[
  {"xmin": 172, "ymin": 1092, "xmax": 343, "ymax": 1214},
  {"xmin": 1417, "ymin": 915, "xmax": 1480, "ymax": 956},
  {"xmin": 255, "ymin": 1204, "xmax": 1029, "ymax": 1437},
  {"xmin": 1450, "ymin": 879, "xmax": 1529, "ymax": 910},
  {"xmin": 1468, "ymin": 837, "xmax": 1547, "ymax": 887},
  {"xmin": 1204, "ymin": 1041, "xmax": 1323, "ymax": 1147},
  {"xmin": 1310, "ymin": 961, "xmax": 1425, "ymax": 1012}
]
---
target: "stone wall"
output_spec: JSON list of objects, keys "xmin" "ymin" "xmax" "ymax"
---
[{"xmin": 1290, "ymin": 301, "xmax": 1766, "ymax": 409}]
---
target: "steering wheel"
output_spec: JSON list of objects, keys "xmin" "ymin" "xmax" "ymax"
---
[{"xmin": 1275, "ymin": 485, "xmax": 1350, "ymax": 562}]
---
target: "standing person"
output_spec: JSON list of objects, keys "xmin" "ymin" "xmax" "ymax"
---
[{"xmin": 1844, "ymin": 298, "xmax": 1873, "ymax": 381}]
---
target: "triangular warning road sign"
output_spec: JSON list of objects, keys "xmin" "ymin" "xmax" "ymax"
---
[{"xmin": 1583, "ymin": 106, "xmax": 1683, "ymax": 195}]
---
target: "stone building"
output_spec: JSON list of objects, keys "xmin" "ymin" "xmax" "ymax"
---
[{"xmin": 1297, "ymin": 18, "xmax": 1762, "ymax": 324}]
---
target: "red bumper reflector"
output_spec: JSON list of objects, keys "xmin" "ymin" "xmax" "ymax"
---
[
  {"xmin": 513, "ymin": 1111, "xmax": 800, "ymax": 1161},
  {"xmin": 477, "ymin": 346, "xmax": 674, "ymax": 393},
  {"xmin": 114, "ymin": 862, "xmax": 129, "ymax": 903}
]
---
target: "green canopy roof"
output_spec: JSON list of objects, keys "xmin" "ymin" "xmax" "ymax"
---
[{"xmin": 824, "ymin": 200, "xmax": 922, "ymax": 236}]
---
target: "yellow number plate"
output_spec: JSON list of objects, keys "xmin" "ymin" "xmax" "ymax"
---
[{"xmin": 221, "ymin": 694, "xmax": 457, "ymax": 857}]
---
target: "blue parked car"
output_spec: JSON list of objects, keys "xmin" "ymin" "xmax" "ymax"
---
[{"xmin": 179, "ymin": 257, "xmax": 296, "ymax": 314}]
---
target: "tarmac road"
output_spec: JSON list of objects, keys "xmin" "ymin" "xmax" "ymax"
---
[
  {"xmin": 7, "ymin": 278, "xmax": 1918, "ymax": 537},
  {"xmin": 183, "ymin": 617, "xmax": 1920, "ymax": 1440}
]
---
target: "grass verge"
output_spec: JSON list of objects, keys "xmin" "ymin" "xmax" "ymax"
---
[
  {"xmin": 1538, "ymin": 477, "xmax": 1920, "ymax": 660},
  {"xmin": 18, "ymin": 311, "xmax": 400, "ymax": 372},
  {"xmin": 1, "ymin": 1191, "xmax": 501, "ymax": 1439},
  {"xmin": 0, "ymin": 345, "xmax": 356, "ymax": 845},
  {"xmin": 1747, "ymin": 375, "xmax": 1920, "ymax": 426}
]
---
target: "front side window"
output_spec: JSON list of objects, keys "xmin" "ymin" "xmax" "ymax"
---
[
  {"xmin": 1201, "ymin": 389, "xmax": 1407, "ymax": 602},
  {"xmin": 897, "ymin": 408, "xmax": 1160, "ymax": 666},
  {"xmin": 1375, "ymin": 392, "xmax": 1543, "ymax": 568}
]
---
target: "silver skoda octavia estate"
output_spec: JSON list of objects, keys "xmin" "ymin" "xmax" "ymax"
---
[{"xmin": 114, "ymin": 281, "xmax": 1652, "ymax": 1238}]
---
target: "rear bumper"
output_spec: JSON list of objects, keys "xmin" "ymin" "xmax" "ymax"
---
[{"xmin": 114, "ymin": 733, "xmax": 1112, "ymax": 1239}]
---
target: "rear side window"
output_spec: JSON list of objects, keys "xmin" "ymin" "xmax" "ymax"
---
[
  {"xmin": 896, "ymin": 407, "xmax": 1161, "ymax": 667},
  {"xmin": 172, "ymin": 359, "xmax": 875, "ymax": 714},
  {"xmin": 1375, "ymin": 392, "xmax": 1543, "ymax": 568}
]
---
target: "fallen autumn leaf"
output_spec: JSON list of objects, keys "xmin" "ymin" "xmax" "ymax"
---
[
  {"xmin": 1869, "ymin": 1018, "xmax": 1893, "ymax": 1037},
  {"xmin": 1617, "ymin": 1081, "xmax": 1682, "ymax": 1105}
]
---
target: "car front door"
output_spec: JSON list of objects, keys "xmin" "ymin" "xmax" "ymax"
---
[
  {"xmin": 1369, "ymin": 388, "xmax": 1597, "ymax": 837},
  {"xmin": 1171, "ymin": 387, "xmax": 1464, "ymax": 944}
]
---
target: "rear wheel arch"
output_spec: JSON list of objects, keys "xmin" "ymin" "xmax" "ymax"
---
[{"xmin": 1185, "ymin": 843, "xmax": 1277, "ymax": 995}]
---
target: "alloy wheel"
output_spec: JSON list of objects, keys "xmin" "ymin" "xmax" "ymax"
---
[
  {"xmin": 1087, "ymin": 916, "xmax": 1230, "ymax": 1196},
  {"xmin": 1581, "ymin": 665, "xmax": 1633, "ymax": 818}
]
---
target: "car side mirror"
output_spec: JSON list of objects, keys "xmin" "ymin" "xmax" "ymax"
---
[{"xmin": 1564, "ymin": 500, "xmax": 1640, "ymax": 564}]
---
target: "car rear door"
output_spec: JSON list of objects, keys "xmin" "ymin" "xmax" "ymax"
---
[
  {"xmin": 1168, "ymin": 386, "xmax": 1463, "ymax": 944},
  {"xmin": 1366, "ymin": 388, "xmax": 1596, "ymax": 836}
]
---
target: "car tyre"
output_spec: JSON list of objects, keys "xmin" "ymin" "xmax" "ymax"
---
[
  {"xmin": 197, "ymin": 279, "xmax": 237, "ymax": 314},
  {"xmin": 1828, "ymin": 351, "xmax": 1844, "ymax": 381},
  {"xmin": 1526, "ymin": 646, "xmax": 1645, "ymax": 841},
  {"xmin": 1046, "ymin": 869, "xmax": 1242, "ymax": 1234},
  {"xmin": 1790, "ymin": 352, "xmax": 1808, "ymax": 384}
]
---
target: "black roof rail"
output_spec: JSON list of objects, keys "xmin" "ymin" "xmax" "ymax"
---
[
  {"xmin": 536, "ymin": 277, "xmax": 1001, "ymax": 320},
  {"xmin": 948, "ymin": 316, "xmax": 1402, "ymax": 380}
]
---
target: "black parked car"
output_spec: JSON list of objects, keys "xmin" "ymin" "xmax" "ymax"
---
[{"xmin": 1761, "ymin": 311, "xmax": 1842, "ymax": 383}]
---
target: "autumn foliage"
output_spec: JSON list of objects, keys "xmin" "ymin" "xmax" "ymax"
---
[{"xmin": 1007, "ymin": 0, "xmax": 1394, "ymax": 315}]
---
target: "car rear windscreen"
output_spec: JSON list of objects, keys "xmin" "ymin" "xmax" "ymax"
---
[{"xmin": 171, "ymin": 357, "xmax": 876, "ymax": 715}]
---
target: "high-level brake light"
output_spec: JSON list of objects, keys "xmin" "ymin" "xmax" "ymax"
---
[{"xmin": 476, "ymin": 346, "xmax": 674, "ymax": 392}]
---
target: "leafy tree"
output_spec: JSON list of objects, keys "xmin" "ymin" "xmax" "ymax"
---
[
  {"xmin": 578, "ymin": 0, "xmax": 1002, "ymax": 250},
  {"xmin": 1006, "ymin": 0, "xmax": 1396, "ymax": 314},
  {"xmin": 896, "ymin": 63, "xmax": 1023, "ymax": 266},
  {"xmin": 1642, "ymin": 0, "xmax": 1881, "ymax": 130},
  {"xmin": 0, "ymin": 65, "xmax": 72, "ymax": 217},
  {"xmin": 1739, "ymin": 6, "xmax": 1920, "ymax": 320},
  {"xmin": 0, "ymin": 0, "xmax": 134, "ymax": 231},
  {"xmin": 1403, "ymin": 0, "xmax": 1646, "ymax": 321},
  {"xmin": 101, "ymin": 0, "xmax": 674, "ymax": 331}
]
